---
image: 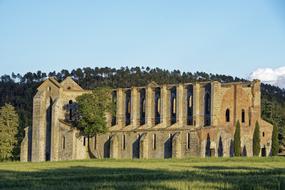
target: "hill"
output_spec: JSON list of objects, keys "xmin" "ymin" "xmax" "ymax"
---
[{"xmin": 0, "ymin": 67, "xmax": 284, "ymax": 159}]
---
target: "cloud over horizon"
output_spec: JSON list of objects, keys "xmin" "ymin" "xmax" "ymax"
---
[{"xmin": 249, "ymin": 66, "xmax": 285, "ymax": 89}]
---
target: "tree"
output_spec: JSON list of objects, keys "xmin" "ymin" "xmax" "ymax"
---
[
  {"xmin": 0, "ymin": 104, "xmax": 19, "ymax": 160},
  {"xmin": 74, "ymin": 87, "xmax": 114, "ymax": 158},
  {"xmin": 271, "ymin": 125, "xmax": 279, "ymax": 156},
  {"xmin": 234, "ymin": 121, "xmax": 241, "ymax": 156},
  {"xmin": 253, "ymin": 121, "xmax": 261, "ymax": 156}
]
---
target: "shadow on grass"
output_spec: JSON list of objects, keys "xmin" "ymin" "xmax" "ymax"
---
[{"xmin": 0, "ymin": 165, "xmax": 284, "ymax": 190}]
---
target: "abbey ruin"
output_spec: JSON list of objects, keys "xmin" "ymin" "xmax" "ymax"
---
[{"xmin": 20, "ymin": 77, "xmax": 273, "ymax": 162}]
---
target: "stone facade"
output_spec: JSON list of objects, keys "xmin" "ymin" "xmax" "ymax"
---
[{"xmin": 20, "ymin": 77, "xmax": 273, "ymax": 162}]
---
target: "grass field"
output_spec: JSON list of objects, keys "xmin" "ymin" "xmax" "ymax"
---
[{"xmin": 0, "ymin": 157, "xmax": 284, "ymax": 190}]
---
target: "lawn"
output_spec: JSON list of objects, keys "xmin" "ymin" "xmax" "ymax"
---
[{"xmin": 0, "ymin": 157, "xmax": 284, "ymax": 190}]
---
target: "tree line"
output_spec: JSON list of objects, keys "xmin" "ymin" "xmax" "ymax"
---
[{"xmin": 0, "ymin": 66, "xmax": 284, "ymax": 159}]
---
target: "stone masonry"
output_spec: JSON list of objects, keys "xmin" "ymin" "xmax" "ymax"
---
[{"xmin": 20, "ymin": 77, "xmax": 273, "ymax": 162}]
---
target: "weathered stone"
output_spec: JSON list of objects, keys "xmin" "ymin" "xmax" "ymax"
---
[{"xmin": 20, "ymin": 78, "xmax": 273, "ymax": 162}]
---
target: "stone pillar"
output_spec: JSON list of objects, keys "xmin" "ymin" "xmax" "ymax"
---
[
  {"xmin": 146, "ymin": 86, "xmax": 155, "ymax": 127},
  {"xmin": 252, "ymin": 80, "xmax": 261, "ymax": 125},
  {"xmin": 20, "ymin": 127, "xmax": 30, "ymax": 162},
  {"xmin": 110, "ymin": 135, "xmax": 119, "ymax": 159},
  {"xmin": 31, "ymin": 92, "xmax": 47, "ymax": 162},
  {"xmin": 140, "ymin": 133, "xmax": 149, "ymax": 159},
  {"xmin": 172, "ymin": 132, "xmax": 182, "ymax": 158},
  {"xmin": 193, "ymin": 83, "xmax": 201, "ymax": 127},
  {"xmin": 211, "ymin": 81, "xmax": 220, "ymax": 126},
  {"xmin": 161, "ymin": 85, "xmax": 170, "ymax": 127},
  {"xmin": 116, "ymin": 88, "xmax": 125, "ymax": 127},
  {"xmin": 131, "ymin": 87, "xmax": 140, "ymax": 128},
  {"xmin": 50, "ymin": 98, "xmax": 60, "ymax": 161},
  {"xmin": 177, "ymin": 84, "xmax": 186, "ymax": 126}
]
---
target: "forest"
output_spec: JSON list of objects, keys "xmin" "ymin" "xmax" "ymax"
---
[{"xmin": 0, "ymin": 66, "xmax": 284, "ymax": 159}]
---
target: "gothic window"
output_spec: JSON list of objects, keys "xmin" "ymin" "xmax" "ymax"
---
[
  {"xmin": 155, "ymin": 88, "xmax": 161, "ymax": 125},
  {"xmin": 170, "ymin": 87, "xmax": 177, "ymax": 124},
  {"xmin": 125, "ymin": 90, "xmax": 131, "ymax": 126},
  {"xmin": 111, "ymin": 91, "xmax": 117, "ymax": 126},
  {"xmin": 226, "ymin": 109, "xmax": 230, "ymax": 122},
  {"xmin": 242, "ymin": 109, "xmax": 245, "ymax": 123},
  {"xmin": 153, "ymin": 134, "xmax": 157, "ymax": 150},
  {"xmin": 62, "ymin": 136, "xmax": 65, "ymax": 149},
  {"xmin": 94, "ymin": 135, "xmax": 97, "ymax": 150},
  {"xmin": 187, "ymin": 85, "xmax": 193, "ymax": 125},
  {"xmin": 263, "ymin": 132, "xmax": 265, "ymax": 137},
  {"xmin": 122, "ymin": 134, "xmax": 126, "ymax": 150},
  {"xmin": 69, "ymin": 100, "xmax": 73, "ymax": 121},
  {"xmin": 204, "ymin": 88, "xmax": 211, "ymax": 126},
  {"xmin": 187, "ymin": 133, "xmax": 191, "ymax": 149},
  {"xmin": 140, "ymin": 89, "xmax": 146, "ymax": 125}
]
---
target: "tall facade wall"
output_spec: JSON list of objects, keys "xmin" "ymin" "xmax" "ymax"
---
[{"xmin": 21, "ymin": 77, "xmax": 273, "ymax": 162}]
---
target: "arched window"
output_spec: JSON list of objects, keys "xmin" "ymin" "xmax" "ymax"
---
[
  {"xmin": 187, "ymin": 133, "xmax": 191, "ymax": 149},
  {"xmin": 241, "ymin": 109, "xmax": 245, "ymax": 123},
  {"xmin": 153, "ymin": 134, "xmax": 157, "ymax": 150},
  {"xmin": 122, "ymin": 134, "xmax": 126, "ymax": 150},
  {"xmin": 94, "ymin": 135, "xmax": 97, "ymax": 150},
  {"xmin": 62, "ymin": 136, "xmax": 65, "ymax": 149},
  {"xmin": 226, "ymin": 109, "xmax": 230, "ymax": 122},
  {"xmin": 69, "ymin": 100, "xmax": 73, "ymax": 120}
]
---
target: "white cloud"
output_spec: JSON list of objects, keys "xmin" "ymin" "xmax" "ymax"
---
[{"xmin": 249, "ymin": 66, "xmax": 285, "ymax": 89}]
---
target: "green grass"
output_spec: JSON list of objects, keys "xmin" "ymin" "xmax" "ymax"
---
[{"xmin": 0, "ymin": 157, "xmax": 284, "ymax": 190}]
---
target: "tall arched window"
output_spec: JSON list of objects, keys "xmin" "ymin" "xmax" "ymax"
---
[
  {"xmin": 69, "ymin": 100, "xmax": 73, "ymax": 120},
  {"xmin": 155, "ymin": 88, "xmax": 161, "ymax": 125},
  {"xmin": 226, "ymin": 109, "xmax": 230, "ymax": 122},
  {"xmin": 122, "ymin": 134, "xmax": 126, "ymax": 150},
  {"xmin": 62, "ymin": 136, "xmax": 65, "ymax": 149},
  {"xmin": 204, "ymin": 91, "xmax": 211, "ymax": 126},
  {"xmin": 152, "ymin": 134, "xmax": 157, "ymax": 150},
  {"xmin": 241, "ymin": 109, "xmax": 245, "ymax": 123},
  {"xmin": 111, "ymin": 91, "xmax": 117, "ymax": 126},
  {"xmin": 187, "ymin": 133, "xmax": 191, "ymax": 149}
]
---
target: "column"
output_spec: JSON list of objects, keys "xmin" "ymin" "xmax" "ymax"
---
[
  {"xmin": 177, "ymin": 84, "xmax": 186, "ymax": 126},
  {"xmin": 161, "ymin": 85, "xmax": 170, "ymax": 127},
  {"xmin": 193, "ymin": 83, "xmax": 201, "ymax": 127},
  {"xmin": 131, "ymin": 87, "xmax": 140, "ymax": 127},
  {"xmin": 31, "ymin": 91, "xmax": 47, "ymax": 162},
  {"xmin": 116, "ymin": 88, "xmax": 125, "ymax": 127},
  {"xmin": 146, "ymin": 86, "xmax": 155, "ymax": 127}
]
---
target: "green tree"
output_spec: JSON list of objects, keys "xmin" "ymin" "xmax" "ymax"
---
[
  {"xmin": 253, "ymin": 121, "xmax": 261, "ymax": 156},
  {"xmin": 271, "ymin": 125, "xmax": 279, "ymax": 156},
  {"xmin": 234, "ymin": 121, "xmax": 241, "ymax": 156},
  {"xmin": 0, "ymin": 104, "xmax": 19, "ymax": 161},
  {"xmin": 74, "ymin": 87, "xmax": 114, "ymax": 158}
]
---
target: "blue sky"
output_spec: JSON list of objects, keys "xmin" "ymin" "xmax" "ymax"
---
[{"xmin": 0, "ymin": 0, "xmax": 285, "ymax": 81}]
